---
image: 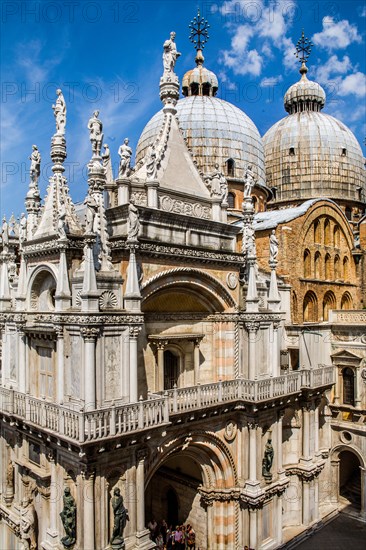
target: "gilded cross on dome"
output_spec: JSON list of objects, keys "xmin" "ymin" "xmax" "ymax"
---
[
  {"xmin": 189, "ymin": 9, "xmax": 210, "ymax": 53},
  {"xmin": 294, "ymin": 30, "xmax": 313, "ymax": 65}
]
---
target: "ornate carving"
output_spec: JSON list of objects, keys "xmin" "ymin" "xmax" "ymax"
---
[
  {"xmin": 224, "ymin": 420, "xmax": 237, "ymax": 442},
  {"xmin": 60, "ymin": 487, "xmax": 77, "ymax": 548},
  {"xmin": 160, "ymin": 195, "xmax": 211, "ymax": 219},
  {"xmin": 20, "ymin": 496, "xmax": 37, "ymax": 550},
  {"xmin": 99, "ymin": 291, "xmax": 118, "ymax": 310},
  {"xmin": 80, "ymin": 327, "xmax": 100, "ymax": 340},
  {"xmin": 130, "ymin": 326, "xmax": 142, "ymax": 339},
  {"xmin": 226, "ymin": 272, "xmax": 238, "ymax": 290},
  {"xmin": 262, "ymin": 434, "xmax": 274, "ymax": 483}
]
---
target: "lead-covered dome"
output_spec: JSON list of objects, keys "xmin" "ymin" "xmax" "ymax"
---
[
  {"xmin": 263, "ymin": 63, "xmax": 365, "ymax": 206},
  {"xmin": 136, "ymin": 95, "xmax": 266, "ymax": 186}
]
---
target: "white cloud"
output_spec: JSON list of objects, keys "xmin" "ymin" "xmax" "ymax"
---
[
  {"xmin": 312, "ymin": 17, "xmax": 362, "ymax": 50},
  {"xmin": 337, "ymin": 72, "xmax": 366, "ymax": 97},
  {"xmin": 260, "ymin": 75, "xmax": 283, "ymax": 87},
  {"xmin": 359, "ymin": 6, "xmax": 366, "ymax": 17},
  {"xmin": 315, "ymin": 55, "xmax": 353, "ymax": 84},
  {"xmin": 220, "ymin": 48, "xmax": 263, "ymax": 76}
]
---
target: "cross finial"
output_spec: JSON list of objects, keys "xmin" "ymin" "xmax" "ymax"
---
[
  {"xmin": 294, "ymin": 30, "xmax": 313, "ymax": 65},
  {"xmin": 189, "ymin": 9, "xmax": 210, "ymax": 53}
]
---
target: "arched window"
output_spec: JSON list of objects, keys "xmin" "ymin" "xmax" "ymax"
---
[
  {"xmin": 345, "ymin": 207, "xmax": 352, "ymax": 220},
  {"xmin": 334, "ymin": 255, "xmax": 341, "ymax": 279},
  {"xmin": 341, "ymin": 292, "xmax": 353, "ymax": 310},
  {"xmin": 164, "ymin": 350, "xmax": 179, "ymax": 390},
  {"xmin": 304, "ymin": 249, "xmax": 311, "ymax": 278},
  {"xmin": 202, "ymin": 83, "xmax": 211, "ymax": 96},
  {"xmin": 227, "ymin": 192, "xmax": 235, "ymax": 209},
  {"xmin": 342, "ymin": 368, "xmax": 355, "ymax": 406},
  {"xmin": 252, "ymin": 196, "xmax": 258, "ymax": 212},
  {"xmin": 314, "ymin": 220, "xmax": 321, "ymax": 243},
  {"xmin": 343, "ymin": 256, "xmax": 349, "ymax": 280},
  {"xmin": 226, "ymin": 158, "xmax": 235, "ymax": 177},
  {"xmin": 324, "ymin": 219, "xmax": 331, "ymax": 245},
  {"xmin": 322, "ymin": 290, "xmax": 336, "ymax": 321},
  {"xmin": 303, "ymin": 291, "xmax": 318, "ymax": 322},
  {"xmin": 292, "ymin": 291, "xmax": 298, "ymax": 323},
  {"xmin": 324, "ymin": 253, "xmax": 331, "ymax": 279},
  {"xmin": 333, "ymin": 225, "xmax": 340, "ymax": 247},
  {"xmin": 314, "ymin": 252, "xmax": 321, "ymax": 279}
]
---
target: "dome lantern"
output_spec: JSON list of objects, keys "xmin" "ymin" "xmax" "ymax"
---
[{"xmin": 182, "ymin": 10, "xmax": 219, "ymax": 97}]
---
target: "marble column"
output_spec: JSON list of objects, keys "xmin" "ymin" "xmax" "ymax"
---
[
  {"xmin": 55, "ymin": 326, "xmax": 64, "ymax": 404},
  {"xmin": 276, "ymin": 494, "xmax": 283, "ymax": 545},
  {"xmin": 302, "ymin": 404, "xmax": 310, "ymax": 460},
  {"xmin": 354, "ymin": 368, "xmax": 361, "ymax": 408},
  {"xmin": 330, "ymin": 458, "xmax": 340, "ymax": 504},
  {"xmin": 17, "ymin": 325, "xmax": 26, "ymax": 394},
  {"xmin": 45, "ymin": 453, "xmax": 59, "ymax": 547},
  {"xmin": 277, "ymin": 410, "xmax": 284, "ymax": 473},
  {"xmin": 314, "ymin": 403, "xmax": 319, "ymax": 456},
  {"xmin": 135, "ymin": 449, "xmax": 152, "ymax": 548},
  {"xmin": 83, "ymin": 472, "xmax": 95, "ymax": 550},
  {"xmin": 360, "ymin": 467, "xmax": 366, "ymax": 520},
  {"xmin": 246, "ymin": 323, "xmax": 258, "ymax": 380},
  {"xmin": 302, "ymin": 479, "xmax": 310, "ymax": 525},
  {"xmin": 249, "ymin": 507, "xmax": 257, "ymax": 549},
  {"xmin": 193, "ymin": 338, "xmax": 201, "ymax": 385},
  {"xmin": 81, "ymin": 327, "xmax": 99, "ymax": 410},
  {"xmin": 130, "ymin": 327, "xmax": 141, "ymax": 403},
  {"xmin": 248, "ymin": 421, "xmax": 258, "ymax": 482},
  {"xmin": 334, "ymin": 367, "xmax": 341, "ymax": 405}
]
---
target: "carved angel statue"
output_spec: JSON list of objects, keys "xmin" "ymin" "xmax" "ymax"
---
[
  {"xmin": 57, "ymin": 198, "xmax": 68, "ymax": 240},
  {"xmin": 87, "ymin": 110, "xmax": 104, "ymax": 157},
  {"xmin": 102, "ymin": 144, "xmax": 114, "ymax": 183},
  {"xmin": 19, "ymin": 213, "xmax": 27, "ymax": 244},
  {"xmin": 127, "ymin": 198, "xmax": 140, "ymax": 241},
  {"xmin": 244, "ymin": 165, "xmax": 256, "ymax": 199},
  {"xmin": 1, "ymin": 216, "xmax": 9, "ymax": 249},
  {"xmin": 60, "ymin": 487, "xmax": 76, "ymax": 547},
  {"xmin": 245, "ymin": 225, "xmax": 256, "ymax": 257},
  {"xmin": 269, "ymin": 229, "xmax": 279, "ymax": 263},
  {"xmin": 52, "ymin": 89, "xmax": 66, "ymax": 135},
  {"xmin": 84, "ymin": 192, "xmax": 98, "ymax": 234},
  {"xmin": 20, "ymin": 497, "xmax": 37, "ymax": 550},
  {"xmin": 163, "ymin": 31, "xmax": 181, "ymax": 74},
  {"xmin": 146, "ymin": 142, "xmax": 157, "ymax": 180},
  {"xmin": 110, "ymin": 488, "xmax": 129, "ymax": 545},
  {"xmin": 29, "ymin": 145, "xmax": 41, "ymax": 184},
  {"xmin": 118, "ymin": 138, "xmax": 133, "ymax": 178}
]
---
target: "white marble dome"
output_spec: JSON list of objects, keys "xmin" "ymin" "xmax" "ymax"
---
[
  {"xmin": 263, "ymin": 67, "xmax": 366, "ymax": 205},
  {"xmin": 136, "ymin": 95, "xmax": 266, "ymax": 186}
]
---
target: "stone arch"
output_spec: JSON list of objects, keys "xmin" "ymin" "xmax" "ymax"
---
[
  {"xmin": 141, "ymin": 268, "xmax": 236, "ymax": 312},
  {"xmin": 331, "ymin": 444, "xmax": 366, "ymax": 469},
  {"xmin": 27, "ymin": 264, "xmax": 58, "ymax": 311},
  {"xmin": 323, "ymin": 290, "xmax": 336, "ymax": 321},
  {"xmin": 324, "ymin": 253, "xmax": 331, "ymax": 280},
  {"xmin": 300, "ymin": 202, "xmax": 355, "ymax": 252},
  {"xmin": 324, "ymin": 218, "xmax": 331, "ymax": 245},
  {"xmin": 343, "ymin": 256, "xmax": 350, "ymax": 280},
  {"xmin": 314, "ymin": 251, "xmax": 321, "ymax": 278},
  {"xmin": 314, "ymin": 219, "xmax": 321, "ymax": 243},
  {"xmin": 303, "ymin": 249, "xmax": 311, "ymax": 278},
  {"xmin": 341, "ymin": 291, "xmax": 353, "ymax": 310},
  {"xmin": 227, "ymin": 192, "xmax": 236, "ymax": 209},
  {"xmin": 303, "ymin": 291, "xmax": 318, "ymax": 322}
]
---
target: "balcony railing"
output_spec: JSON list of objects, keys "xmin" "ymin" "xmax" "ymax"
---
[{"xmin": 0, "ymin": 366, "xmax": 334, "ymax": 444}]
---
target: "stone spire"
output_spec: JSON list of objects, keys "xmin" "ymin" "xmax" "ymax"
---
[
  {"xmin": 33, "ymin": 90, "xmax": 82, "ymax": 239},
  {"xmin": 124, "ymin": 200, "xmax": 141, "ymax": 311},
  {"xmin": 267, "ymin": 230, "xmax": 281, "ymax": 311},
  {"xmin": 242, "ymin": 181, "xmax": 259, "ymax": 312},
  {"xmin": 25, "ymin": 145, "xmax": 42, "ymax": 237}
]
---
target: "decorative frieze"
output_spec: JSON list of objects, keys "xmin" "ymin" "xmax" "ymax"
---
[{"xmin": 160, "ymin": 195, "xmax": 211, "ymax": 219}]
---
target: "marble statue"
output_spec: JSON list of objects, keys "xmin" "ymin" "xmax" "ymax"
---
[
  {"xmin": 146, "ymin": 143, "xmax": 157, "ymax": 180},
  {"xmin": 245, "ymin": 225, "xmax": 256, "ymax": 257},
  {"xmin": 127, "ymin": 198, "xmax": 140, "ymax": 241},
  {"xmin": 1, "ymin": 217, "xmax": 9, "ymax": 249},
  {"xmin": 20, "ymin": 497, "xmax": 37, "ymax": 550},
  {"xmin": 6, "ymin": 460, "xmax": 14, "ymax": 488},
  {"xmin": 262, "ymin": 436, "xmax": 274, "ymax": 479},
  {"xmin": 57, "ymin": 199, "xmax": 68, "ymax": 240},
  {"xmin": 207, "ymin": 164, "xmax": 223, "ymax": 197},
  {"xmin": 88, "ymin": 110, "xmax": 104, "ymax": 157},
  {"xmin": 163, "ymin": 31, "xmax": 181, "ymax": 74},
  {"xmin": 19, "ymin": 213, "xmax": 27, "ymax": 244},
  {"xmin": 29, "ymin": 145, "xmax": 41, "ymax": 184},
  {"xmin": 102, "ymin": 144, "xmax": 114, "ymax": 183},
  {"xmin": 52, "ymin": 89, "xmax": 66, "ymax": 135},
  {"xmin": 118, "ymin": 138, "xmax": 133, "ymax": 178},
  {"xmin": 244, "ymin": 165, "xmax": 255, "ymax": 199},
  {"xmin": 60, "ymin": 487, "xmax": 76, "ymax": 548},
  {"xmin": 269, "ymin": 230, "xmax": 279, "ymax": 263},
  {"xmin": 110, "ymin": 488, "xmax": 129, "ymax": 546},
  {"xmin": 84, "ymin": 192, "xmax": 98, "ymax": 233}
]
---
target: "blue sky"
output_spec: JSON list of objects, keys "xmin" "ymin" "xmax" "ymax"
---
[{"xmin": 1, "ymin": 0, "xmax": 365, "ymax": 218}]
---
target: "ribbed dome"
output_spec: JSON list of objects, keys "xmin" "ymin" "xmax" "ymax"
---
[
  {"xmin": 263, "ymin": 111, "xmax": 365, "ymax": 204},
  {"xmin": 284, "ymin": 65, "xmax": 326, "ymax": 114},
  {"xmin": 182, "ymin": 66, "xmax": 218, "ymax": 97},
  {"xmin": 136, "ymin": 96, "xmax": 266, "ymax": 186}
]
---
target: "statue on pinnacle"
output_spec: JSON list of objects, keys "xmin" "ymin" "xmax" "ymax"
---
[
  {"xmin": 88, "ymin": 110, "xmax": 104, "ymax": 157},
  {"xmin": 52, "ymin": 89, "xmax": 66, "ymax": 135},
  {"xmin": 163, "ymin": 32, "xmax": 181, "ymax": 75}
]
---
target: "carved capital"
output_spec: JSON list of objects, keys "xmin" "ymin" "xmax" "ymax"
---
[
  {"xmin": 80, "ymin": 326, "xmax": 100, "ymax": 341},
  {"xmin": 54, "ymin": 325, "xmax": 64, "ymax": 338},
  {"xmin": 137, "ymin": 447, "xmax": 148, "ymax": 462},
  {"xmin": 130, "ymin": 326, "xmax": 142, "ymax": 339},
  {"xmin": 245, "ymin": 322, "xmax": 259, "ymax": 333}
]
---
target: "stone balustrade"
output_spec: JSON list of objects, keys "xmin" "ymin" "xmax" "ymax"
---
[{"xmin": 0, "ymin": 366, "xmax": 334, "ymax": 444}]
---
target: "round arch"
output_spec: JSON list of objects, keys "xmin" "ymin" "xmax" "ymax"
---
[
  {"xmin": 303, "ymin": 291, "xmax": 318, "ymax": 322},
  {"xmin": 27, "ymin": 264, "xmax": 58, "ymax": 311},
  {"xmin": 141, "ymin": 268, "xmax": 237, "ymax": 313},
  {"xmin": 331, "ymin": 444, "xmax": 366, "ymax": 470},
  {"xmin": 323, "ymin": 290, "xmax": 336, "ymax": 321},
  {"xmin": 341, "ymin": 291, "xmax": 353, "ymax": 310}
]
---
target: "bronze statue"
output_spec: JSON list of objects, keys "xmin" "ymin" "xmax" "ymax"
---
[
  {"xmin": 110, "ymin": 488, "xmax": 129, "ymax": 547},
  {"xmin": 60, "ymin": 487, "xmax": 76, "ymax": 547},
  {"xmin": 262, "ymin": 436, "xmax": 274, "ymax": 480}
]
